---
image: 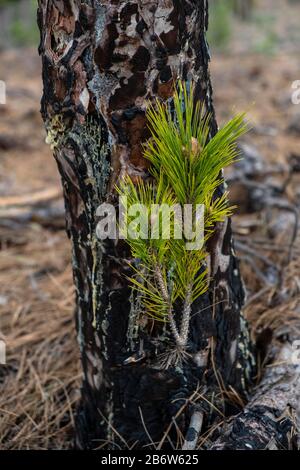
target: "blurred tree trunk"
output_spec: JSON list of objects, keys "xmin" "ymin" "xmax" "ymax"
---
[
  {"xmin": 232, "ymin": 0, "xmax": 255, "ymax": 20},
  {"xmin": 37, "ymin": 0, "xmax": 256, "ymax": 449}
]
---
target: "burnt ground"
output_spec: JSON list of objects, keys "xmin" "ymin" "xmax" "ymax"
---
[{"xmin": 0, "ymin": 0, "xmax": 300, "ymax": 449}]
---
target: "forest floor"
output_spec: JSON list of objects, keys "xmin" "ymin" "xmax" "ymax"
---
[{"xmin": 0, "ymin": 0, "xmax": 300, "ymax": 450}]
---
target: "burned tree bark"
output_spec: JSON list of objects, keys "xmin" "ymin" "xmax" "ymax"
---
[
  {"xmin": 210, "ymin": 342, "xmax": 300, "ymax": 450},
  {"xmin": 37, "ymin": 0, "xmax": 255, "ymax": 449}
]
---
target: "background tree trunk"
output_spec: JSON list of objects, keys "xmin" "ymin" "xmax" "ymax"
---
[
  {"xmin": 232, "ymin": 0, "xmax": 255, "ymax": 20},
  {"xmin": 37, "ymin": 0, "xmax": 255, "ymax": 449}
]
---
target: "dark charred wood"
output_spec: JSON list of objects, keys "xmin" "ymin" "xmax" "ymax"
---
[
  {"xmin": 37, "ymin": 0, "xmax": 256, "ymax": 449},
  {"xmin": 210, "ymin": 342, "xmax": 300, "ymax": 450}
]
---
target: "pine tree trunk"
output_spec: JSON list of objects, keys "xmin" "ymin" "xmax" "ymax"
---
[{"xmin": 37, "ymin": 0, "xmax": 256, "ymax": 449}]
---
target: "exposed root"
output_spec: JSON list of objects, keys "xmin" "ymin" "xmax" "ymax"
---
[{"xmin": 156, "ymin": 347, "xmax": 192, "ymax": 370}]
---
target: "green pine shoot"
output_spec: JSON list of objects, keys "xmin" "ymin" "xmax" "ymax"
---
[{"xmin": 117, "ymin": 81, "xmax": 247, "ymax": 356}]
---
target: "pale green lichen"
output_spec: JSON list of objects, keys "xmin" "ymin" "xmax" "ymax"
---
[
  {"xmin": 91, "ymin": 236, "xmax": 104, "ymax": 329},
  {"xmin": 88, "ymin": 70, "xmax": 118, "ymax": 112},
  {"xmin": 82, "ymin": 118, "xmax": 111, "ymax": 329},
  {"xmin": 45, "ymin": 114, "xmax": 66, "ymax": 150},
  {"xmin": 101, "ymin": 293, "xmax": 113, "ymax": 359},
  {"xmin": 84, "ymin": 117, "xmax": 111, "ymax": 202},
  {"xmin": 64, "ymin": 116, "xmax": 111, "ymax": 330},
  {"xmin": 94, "ymin": 3, "xmax": 107, "ymax": 45},
  {"xmin": 127, "ymin": 289, "xmax": 143, "ymax": 350}
]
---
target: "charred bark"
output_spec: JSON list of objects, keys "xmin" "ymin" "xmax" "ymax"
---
[
  {"xmin": 210, "ymin": 342, "xmax": 300, "ymax": 450},
  {"xmin": 37, "ymin": 0, "xmax": 255, "ymax": 449}
]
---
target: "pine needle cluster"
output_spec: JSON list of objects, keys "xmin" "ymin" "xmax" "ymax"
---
[{"xmin": 117, "ymin": 82, "xmax": 247, "ymax": 352}]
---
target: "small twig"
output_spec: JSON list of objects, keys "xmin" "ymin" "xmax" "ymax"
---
[
  {"xmin": 235, "ymin": 240, "xmax": 279, "ymax": 271},
  {"xmin": 245, "ymin": 285, "xmax": 271, "ymax": 306},
  {"xmin": 171, "ymin": 416, "xmax": 184, "ymax": 449},
  {"xmin": 264, "ymin": 197, "xmax": 299, "ymax": 264},
  {"xmin": 182, "ymin": 410, "xmax": 204, "ymax": 450},
  {"xmin": 138, "ymin": 406, "xmax": 156, "ymax": 449},
  {"xmin": 198, "ymin": 419, "xmax": 225, "ymax": 449},
  {"xmin": 193, "ymin": 391, "xmax": 225, "ymax": 418},
  {"xmin": 242, "ymin": 255, "xmax": 276, "ymax": 286},
  {"xmin": 97, "ymin": 408, "xmax": 130, "ymax": 449},
  {"xmin": 157, "ymin": 387, "xmax": 200, "ymax": 450},
  {"xmin": 0, "ymin": 187, "xmax": 61, "ymax": 208},
  {"xmin": 238, "ymin": 237, "xmax": 299, "ymax": 254}
]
